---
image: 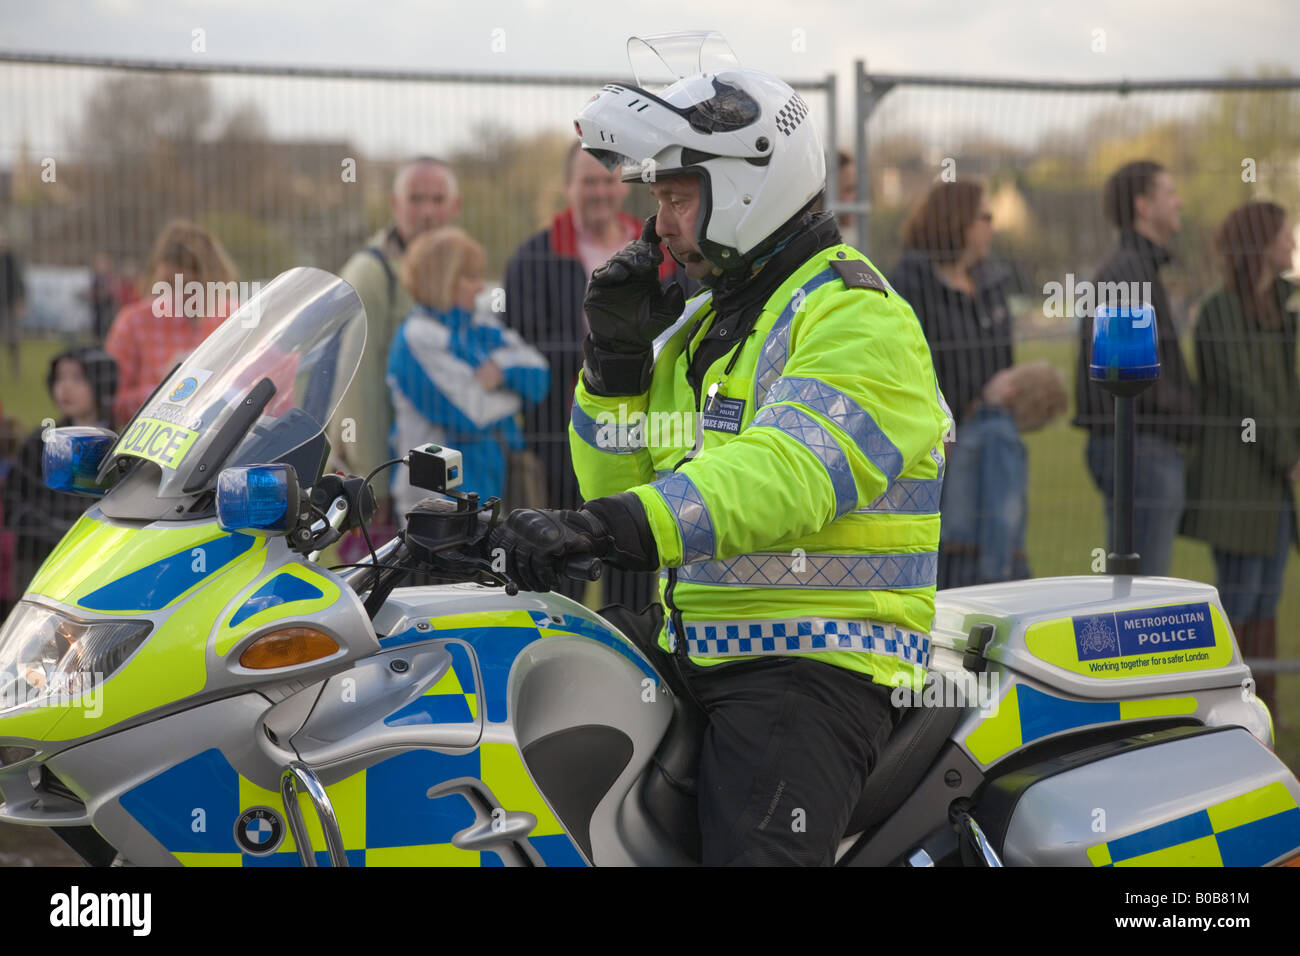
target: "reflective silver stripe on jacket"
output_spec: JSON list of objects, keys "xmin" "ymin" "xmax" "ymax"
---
[
  {"xmin": 650, "ymin": 471, "xmax": 715, "ymax": 563},
  {"xmin": 750, "ymin": 403, "xmax": 858, "ymax": 518},
  {"xmin": 652, "ymin": 291, "xmax": 713, "ymax": 362},
  {"xmin": 751, "ymin": 268, "xmax": 842, "ymax": 407},
  {"xmin": 855, "ymin": 477, "xmax": 943, "ymax": 515},
  {"xmin": 935, "ymin": 380, "xmax": 955, "ymax": 441},
  {"xmin": 571, "ymin": 402, "xmax": 640, "ymax": 455},
  {"xmin": 665, "ymin": 615, "xmax": 931, "ymax": 667},
  {"xmin": 762, "ymin": 375, "xmax": 904, "ymax": 483},
  {"xmin": 669, "ymin": 550, "xmax": 938, "ymax": 589}
]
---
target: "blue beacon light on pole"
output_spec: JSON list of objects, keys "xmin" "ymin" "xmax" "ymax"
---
[{"xmin": 1089, "ymin": 301, "xmax": 1159, "ymax": 575}]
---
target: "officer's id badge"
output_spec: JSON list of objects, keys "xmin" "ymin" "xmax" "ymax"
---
[{"xmin": 702, "ymin": 394, "xmax": 745, "ymax": 433}]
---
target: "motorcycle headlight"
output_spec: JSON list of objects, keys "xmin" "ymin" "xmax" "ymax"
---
[{"xmin": 0, "ymin": 602, "xmax": 152, "ymax": 713}]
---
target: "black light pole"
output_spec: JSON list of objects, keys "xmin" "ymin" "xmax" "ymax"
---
[{"xmin": 1089, "ymin": 303, "xmax": 1159, "ymax": 576}]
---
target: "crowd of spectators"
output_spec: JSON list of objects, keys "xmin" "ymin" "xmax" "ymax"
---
[{"xmin": 0, "ymin": 151, "xmax": 1295, "ymax": 714}]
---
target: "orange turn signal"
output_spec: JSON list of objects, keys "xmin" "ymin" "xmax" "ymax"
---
[{"xmin": 239, "ymin": 627, "xmax": 340, "ymax": 669}]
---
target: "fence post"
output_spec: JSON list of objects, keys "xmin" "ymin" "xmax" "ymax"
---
[
  {"xmin": 824, "ymin": 70, "xmax": 838, "ymax": 218},
  {"xmin": 855, "ymin": 59, "xmax": 869, "ymax": 255},
  {"xmin": 854, "ymin": 59, "xmax": 903, "ymax": 258}
]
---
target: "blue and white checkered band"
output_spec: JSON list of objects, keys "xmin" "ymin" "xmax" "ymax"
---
[
  {"xmin": 750, "ymin": 403, "xmax": 858, "ymax": 518},
  {"xmin": 752, "ymin": 268, "xmax": 842, "ymax": 409},
  {"xmin": 571, "ymin": 403, "xmax": 641, "ymax": 455},
  {"xmin": 651, "ymin": 472, "xmax": 715, "ymax": 564},
  {"xmin": 665, "ymin": 616, "xmax": 930, "ymax": 666},
  {"xmin": 673, "ymin": 550, "xmax": 938, "ymax": 589},
  {"xmin": 762, "ymin": 376, "xmax": 905, "ymax": 484},
  {"xmin": 856, "ymin": 477, "xmax": 944, "ymax": 515}
]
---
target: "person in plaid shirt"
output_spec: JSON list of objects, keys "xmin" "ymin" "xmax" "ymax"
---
[{"xmin": 105, "ymin": 220, "xmax": 239, "ymax": 428}]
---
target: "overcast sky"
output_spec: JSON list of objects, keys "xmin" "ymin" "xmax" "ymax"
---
[
  {"xmin": 0, "ymin": 1, "xmax": 1295, "ymax": 172},
  {"xmin": 2, "ymin": 0, "xmax": 1296, "ymax": 83}
]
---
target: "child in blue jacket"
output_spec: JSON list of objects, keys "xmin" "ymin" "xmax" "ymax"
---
[{"xmin": 387, "ymin": 227, "xmax": 548, "ymax": 518}]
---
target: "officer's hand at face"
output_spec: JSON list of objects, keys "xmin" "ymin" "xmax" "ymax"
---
[{"xmin": 583, "ymin": 216, "xmax": 685, "ymax": 355}]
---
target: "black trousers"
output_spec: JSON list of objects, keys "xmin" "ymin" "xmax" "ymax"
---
[{"xmin": 684, "ymin": 656, "xmax": 896, "ymax": 866}]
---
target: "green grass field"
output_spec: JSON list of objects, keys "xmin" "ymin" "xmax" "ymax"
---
[
  {"xmin": 3, "ymin": 336, "xmax": 1297, "ymax": 772},
  {"xmin": 3, "ymin": 338, "xmax": 70, "ymax": 433}
]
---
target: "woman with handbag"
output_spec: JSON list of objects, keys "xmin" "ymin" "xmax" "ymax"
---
[
  {"xmin": 1182, "ymin": 201, "xmax": 1299, "ymax": 720},
  {"xmin": 889, "ymin": 181, "xmax": 1066, "ymax": 589}
]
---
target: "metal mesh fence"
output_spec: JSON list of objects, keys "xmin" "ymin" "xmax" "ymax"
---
[
  {"xmin": 0, "ymin": 53, "xmax": 832, "ymax": 607},
  {"xmin": 0, "ymin": 54, "xmax": 832, "ymax": 320},
  {"xmin": 856, "ymin": 71, "xmax": 1300, "ymax": 673}
]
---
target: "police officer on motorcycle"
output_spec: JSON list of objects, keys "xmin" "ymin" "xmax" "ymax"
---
[{"xmin": 491, "ymin": 58, "xmax": 952, "ymax": 865}]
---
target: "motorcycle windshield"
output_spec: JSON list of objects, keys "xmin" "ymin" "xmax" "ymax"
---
[{"xmin": 104, "ymin": 267, "xmax": 366, "ymax": 504}]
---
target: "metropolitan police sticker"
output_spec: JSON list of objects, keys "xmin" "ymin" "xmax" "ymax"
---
[
  {"xmin": 234, "ymin": 806, "xmax": 285, "ymax": 856},
  {"xmin": 1073, "ymin": 602, "xmax": 1216, "ymax": 662}
]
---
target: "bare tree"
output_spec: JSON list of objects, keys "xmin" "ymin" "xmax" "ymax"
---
[{"xmin": 76, "ymin": 73, "xmax": 216, "ymax": 158}]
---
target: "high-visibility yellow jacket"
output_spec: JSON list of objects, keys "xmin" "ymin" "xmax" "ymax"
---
[{"xmin": 569, "ymin": 242, "xmax": 952, "ymax": 691}]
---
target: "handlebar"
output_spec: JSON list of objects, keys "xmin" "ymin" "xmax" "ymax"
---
[
  {"xmin": 338, "ymin": 506, "xmax": 601, "ymax": 594},
  {"xmin": 338, "ymin": 535, "xmax": 407, "ymax": 594},
  {"xmin": 332, "ymin": 469, "xmax": 606, "ymax": 602}
]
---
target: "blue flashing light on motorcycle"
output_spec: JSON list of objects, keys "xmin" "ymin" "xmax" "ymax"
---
[
  {"xmin": 1089, "ymin": 299, "xmax": 1160, "ymax": 574},
  {"xmin": 1089, "ymin": 302, "xmax": 1159, "ymax": 395},
  {"xmin": 42, "ymin": 426, "xmax": 120, "ymax": 496},
  {"xmin": 217, "ymin": 464, "xmax": 299, "ymax": 533}
]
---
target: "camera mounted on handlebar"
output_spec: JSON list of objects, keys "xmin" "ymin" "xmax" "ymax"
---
[{"xmin": 401, "ymin": 444, "xmax": 500, "ymax": 572}]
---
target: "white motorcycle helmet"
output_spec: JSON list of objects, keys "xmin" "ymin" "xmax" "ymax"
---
[{"xmin": 574, "ymin": 35, "xmax": 827, "ymax": 276}]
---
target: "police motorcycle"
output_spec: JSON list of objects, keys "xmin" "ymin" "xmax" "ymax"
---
[{"xmin": 1, "ymin": 267, "xmax": 1298, "ymax": 868}]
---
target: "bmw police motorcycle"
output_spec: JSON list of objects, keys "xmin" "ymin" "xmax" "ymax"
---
[
  {"xmin": 0, "ymin": 265, "xmax": 1296, "ymax": 867},
  {"xmin": 3, "ymin": 36, "xmax": 1300, "ymax": 867}
]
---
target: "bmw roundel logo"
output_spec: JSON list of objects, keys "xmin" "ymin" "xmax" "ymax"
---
[
  {"xmin": 168, "ymin": 377, "xmax": 199, "ymax": 403},
  {"xmin": 234, "ymin": 806, "xmax": 285, "ymax": 856}
]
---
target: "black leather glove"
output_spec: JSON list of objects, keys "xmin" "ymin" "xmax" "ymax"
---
[
  {"xmin": 582, "ymin": 216, "xmax": 686, "ymax": 396},
  {"xmin": 489, "ymin": 494, "xmax": 659, "ymax": 592}
]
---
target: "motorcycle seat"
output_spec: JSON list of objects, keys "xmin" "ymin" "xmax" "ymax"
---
[
  {"xmin": 845, "ymin": 671, "xmax": 965, "ymax": 836},
  {"xmin": 601, "ymin": 602, "xmax": 964, "ymax": 860},
  {"xmin": 636, "ymin": 668, "xmax": 964, "ymax": 861},
  {"xmin": 637, "ymin": 667, "xmax": 965, "ymax": 857}
]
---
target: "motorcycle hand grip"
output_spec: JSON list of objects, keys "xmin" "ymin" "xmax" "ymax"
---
[{"xmin": 562, "ymin": 555, "xmax": 602, "ymax": 582}]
